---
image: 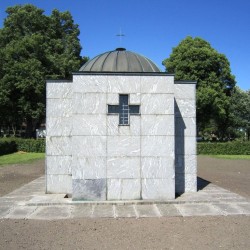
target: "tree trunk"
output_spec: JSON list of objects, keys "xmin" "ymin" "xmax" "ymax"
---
[{"xmin": 25, "ymin": 116, "xmax": 34, "ymax": 138}]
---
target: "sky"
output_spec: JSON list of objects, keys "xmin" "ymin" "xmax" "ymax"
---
[{"xmin": 0, "ymin": 0, "xmax": 249, "ymax": 90}]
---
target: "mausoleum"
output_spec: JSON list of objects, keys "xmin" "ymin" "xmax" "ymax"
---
[{"xmin": 46, "ymin": 48, "xmax": 197, "ymax": 200}]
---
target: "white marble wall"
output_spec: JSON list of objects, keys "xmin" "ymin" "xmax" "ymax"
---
[{"xmin": 174, "ymin": 83, "xmax": 197, "ymax": 194}]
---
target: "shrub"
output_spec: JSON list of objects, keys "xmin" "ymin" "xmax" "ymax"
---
[
  {"xmin": 197, "ymin": 141, "xmax": 250, "ymax": 155},
  {"xmin": 0, "ymin": 139, "xmax": 17, "ymax": 156}
]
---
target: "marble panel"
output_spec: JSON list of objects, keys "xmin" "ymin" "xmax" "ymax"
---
[
  {"xmin": 46, "ymin": 156, "xmax": 72, "ymax": 175},
  {"xmin": 73, "ymin": 93, "xmax": 106, "ymax": 114},
  {"xmin": 141, "ymin": 157, "xmax": 174, "ymax": 178},
  {"xmin": 72, "ymin": 179, "xmax": 106, "ymax": 200},
  {"xmin": 175, "ymin": 98, "xmax": 196, "ymax": 118},
  {"xmin": 72, "ymin": 157, "xmax": 106, "ymax": 179},
  {"xmin": 107, "ymin": 93, "xmax": 119, "ymax": 104},
  {"xmin": 46, "ymin": 136, "xmax": 72, "ymax": 156},
  {"xmin": 107, "ymin": 179, "xmax": 140, "ymax": 200},
  {"xmin": 73, "ymin": 75, "xmax": 107, "ymax": 93},
  {"xmin": 107, "ymin": 75, "xmax": 140, "ymax": 93},
  {"xmin": 175, "ymin": 117, "xmax": 196, "ymax": 137},
  {"xmin": 141, "ymin": 94, "xmax": 174, "ymax": 115},
  {"xmin": 175, "ymin": 136, "xmax": 196, "ymax": 155},
  {"xmin": 47, "ymin": 99, "xmax": 72, "ymax": 118},
  {"xmin": 141, "ymin": 136, "xmax": 175, "ymax": 157},
  {"xmin": 72, "ymin": 136, "xmax": 106, "ymax": 157},
  {"xmin": 107, "ymin": 136, "xmax": 140, "ymax": 157},
  {"xmin": 46, "ymin": 174, "xmax": 72, "ymax": 194},
  {"xmin": 107, "ymin": 157, "xmax": 140, "ymax": 178},
  {"xmin": 46, "ymin": 81, "xmax": 72, "ymax": 99},
  {"xmin": 175, "ymin": 154, "xmax": 197, "ymax": 174},
  {"xmin": 73, "ymin": 115, "xmax": 106, "ymax": 136},
  {"xmin": 130, "ymin": 93, "xmax": 141, "ymax": 104},
  {"xmin": 107, "ymin": 115, "xmax": 118, "ymax": 135},
  {"xmin": 174, "ymin": 84, "xmax": 196, "ymax": 99},
  {"xmin": 141, "ymin": 75, "xmax": 174, "ymax": 93},
  {"xmin": 142, "ymin": 179, "xmax": 175, "ymax": 200},
  {"xmin": 46, "ymin": 117, "xmax": 72, "ymax": 136},
  {"xmin": 175, "ymin": 174, "xmax": 197, "ymax": 193},
  {"xmin": 141, "ymin": 115, "xmax": 174, "ymax": 136}
]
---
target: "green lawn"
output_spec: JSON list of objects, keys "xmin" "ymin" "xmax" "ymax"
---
[
  {"xmin": 0, "ymin": 152, "xmax": 45, "ymax": 166},
  {"xmin": 207, "ymin": 155, "xmax": 250, "ymax": 160}
]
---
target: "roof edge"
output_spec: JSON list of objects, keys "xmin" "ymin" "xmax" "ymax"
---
[
  {"xmin": 73, "ymin": 72, "xmax": 175, "ymax": 76},
  {"xmin": 174, "ymin": 80, "xmax": 197, "ymax": 84}
]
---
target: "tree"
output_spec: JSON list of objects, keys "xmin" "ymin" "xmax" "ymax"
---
[
  {"xmin": 0, "ymin": 4, "xmax": 84, "ymax": 137},
  {"xmin": 163, "ymin": 36, "xmax": 236, "ymax": 137}
]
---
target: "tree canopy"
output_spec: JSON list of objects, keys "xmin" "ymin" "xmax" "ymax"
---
[
  {"xmin": 163, "ymin": 36, "xmax": 236, "ymax": 137},
  {"xmin": 0, "ymin": 4, "xmax": 85, "ymax": 137}
]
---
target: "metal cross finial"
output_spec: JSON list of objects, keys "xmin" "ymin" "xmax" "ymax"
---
[{"xmin": 116, "ymin": 28, "xmax": 125, "ymax": 44}]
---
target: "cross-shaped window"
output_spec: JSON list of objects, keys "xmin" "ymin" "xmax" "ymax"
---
[{"xmin": 108, "ymin": 94, "xmax": 140, "ymax": 125}]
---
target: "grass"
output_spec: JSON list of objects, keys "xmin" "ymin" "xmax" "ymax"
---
[
  {"xmin": 0, "ymin": 152, "xmax": 45, "ymax": 166},
  {"xmin": 208, "ymin": 155, "xmax": 250, "ymax": 160}
]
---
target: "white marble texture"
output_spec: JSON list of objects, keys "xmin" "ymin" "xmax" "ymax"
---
[
  {"xmin": 46, "ymin": 156, "xmax": 72, "ymax": 175},
  {"xmin": 107, "ymin": 179, "xmax": 140, "ymax": 200},
  {"xmin": 46, "ymin": 174, "xmax": 72, "ymax": 194},
  {"xmin": 107, "ymin": 75, "xmax": 140, "ymax": 93},
  {"xmin": 72, "ymin": 157, "xmax": 106, "ymax": 179},
  {"xmin": 141, "ymin": 136, "xmax": 175, "ymax": 157},
  {"xmin": 175, "ymin": 174, "xmax": 197, "ymax": 193},
  {"xmin": 175, "ymin": 117, "xmax": 196, "ymax": 137},
  {"xmin": 73, "ymin": 115, "xmax": 106, "ymax": 136},
  {"xmin": 175, "ymin": 136, "xmax": 196, "ymax": 155},
  {"xmin": 141, "ymin": 75, "xmax": 174, "ymax": 93},
  {"xmin": 46, "ymin": 117, "xmax": 72, "ymax": 136},
  {"xmin": 72, "ymin": 136, "xmax": 106, "ymax": 157},
  {"xmin": 73, "ymin": 93, "xmax": 106, "ymax": 114},
  {"xmin": 141, "ymin": 115, "xmax": 174, "ymax": 136},
  {"xmin": 130, "ymin": 93, "xmax": 141, "ymax": 104},
  {"xmin": 107, "ymin": 136, "xmax": 140, "ymax": 157},
  {"xmin": 142, "ymin": 179, "xmax": 175, "ymax": 200},
  {"xmin": 175, "ymin": 154, "xmax": 197, "ymax": 174},
  {"xmin": 46, "ymin": 136, "xmax": 72, "ymax": 156},
  {"xmin": 107, "ymin": 157, "xmax": 140, "ymax": 178},
  {"xmin": 107, "ymin": 93, "xmax": 119, "ymax": 104},
  {"xmin": 46, "ymin": 81, "xmax": 72, "ymax": 99},
  {"xmin": 47, "ymin": 99, "xmax": 72, "ymax": 118},
  {"xmin": 142, "ymin": 157, "xmax": 174, "ymax": 178},
  {"xmin": 73, "ymin": 75, "xmax": 107, "ymax": 93},
  {"xmin": 175, "ymin": 99, "xmax": 196, "ymax": 118},
  {"xmin": 174, "ymin": 84, "xmax": 196, "ymax": 99},
  {"xmin": 141, "ymin": 94, "xmax": 174, "ymax": 115}
]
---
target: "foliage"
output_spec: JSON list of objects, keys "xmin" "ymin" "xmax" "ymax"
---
[
  {"xmin": 0, "ymin": 152, "xmax": 45, "ymax": 166},
  {"xmin": 163, "ymin": 36, "xmax": 236, "ymax": 137},
  {"xmin": 0, "ymin": 4, "xmax": 84, "ymax": 137},
  {"xmin": 197, "ymin": 141, "xmax": 250, "ymax": 155},
  {"xmin": 0, "ymin": 138, "xmax": 45, "ymax": 155}
]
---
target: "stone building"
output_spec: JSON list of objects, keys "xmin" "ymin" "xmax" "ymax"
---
[{"xmin": 46, "ymin": 48, "xmax": 197, "ymax": 200}]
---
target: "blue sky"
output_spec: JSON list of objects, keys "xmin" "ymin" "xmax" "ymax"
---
[{"xmin": 0, "ymin": 0, "xmax": 249, "ymax": 90}]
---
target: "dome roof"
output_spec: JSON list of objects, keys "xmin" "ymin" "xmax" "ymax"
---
[{"xmin": 79, "ymin": 48, "xmax": 161, "ymax": 73}]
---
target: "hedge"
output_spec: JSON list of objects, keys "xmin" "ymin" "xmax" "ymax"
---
[
  {"xmin": 197, "ymin": 141, "xmax": 250, "ymax": 155},
  {"xmin": 0, "ymin": 138, "xmax": 45, "ymax": 155}
]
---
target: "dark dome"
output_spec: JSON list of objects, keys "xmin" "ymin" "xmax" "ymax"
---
[{"xmin": 79, "ymin": 48, "xmax": 161, "ymax": 72}]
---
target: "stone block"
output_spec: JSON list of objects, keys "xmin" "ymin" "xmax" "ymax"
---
[
  {"xmin": 175, "ymin": 136, "xmax": 196, "ymax": 155},
  {"xmin": 175, "ymin": 154, "xmax": 197, "ymax": 174},
  {"xmin": 141, "ymin": 94, "xmax": 174, "ymax": 115},
  {"xmin": 141, "ymin": 75, "xmax": 174, "ymax": 93},
  {"xmin": 174, "ymin": 84, "xmax": 196, "ymax": 99},
  {"xmin": 72, "ymin": 136, "xmax": 106, "ymax": 157},
  {"xmin": 73, "ymin": 93, "xmax": 106, "ymax": 114},
  {"xmin": 175, "ymin": 117, "xmax": 196, "ymax": 137},
  {"xmin": 46, "ymin": 136, "xmax": 72, "ymax": 156},
  {"xmin": 175, "ymin": 98, "xmax": 196, "ymax": 118},
  {"xmin": 72, "ymin": 179, "xmax": 106, "ymax": 200},
  {"xmin": 73, "ymin": 114, "xmax": 106, "ymax": 136},
  {"xmin": 107, "ymin": 136, "xmax": 140, "ymax": 156},
  {"xmin": 107, "ymin": 157, "xmax": 140, "ymax": 178},
  {"xmin": 141, "ymin": 115, "xmax": 174, "ymax": 135},
  {"xmin": 46, "ymin": 156, "xmax": 72, "ymax": 175},
  {"xmin": 46, "ymin": 117, "xmax": 72, "ymax": 136},
  {"xmin": 107, "ymin": 179, "xmax": 140, "ymax": 200},
  {"xmin": 72, "ymin": 157, "xmax": 106, "ymax": 179},
  {"xmin": 107, "ymin": 75, "xmax": 140, "ymax": 93},
  {"xmin": 141, "ymin": 157, "xmax": 174, "ymax": 178},
  {"xmin": 175, "ymin": 173, "xmax": 197, "ymax": 193},
  {"xmin": 142, "ymin": 179, "xmax": 175, "ymax": 200},
  {"xmin": 46, "ymin": 174, "xmax": 72, "ymax": 194},
  {"xmin": 47, "ymin": 99, "xmax": 72, "ymax": 118},
  {"xmin": 130, "ymin": 93, "xmax": 141, "ymax": 104},
  {"xmin": 73, "ymin": 75, "xmax": 107, "ymax": 93},
  {"xmin": 141, "ymin": 136, "xmax": 175, "ymax": 157},
  {"xmin": 46, "ymin": 81, "xmax": 72, "ymax": 99},
  {"xmin": 107, "ymin": 93, "xmax": 119, "ymax": 104}
]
